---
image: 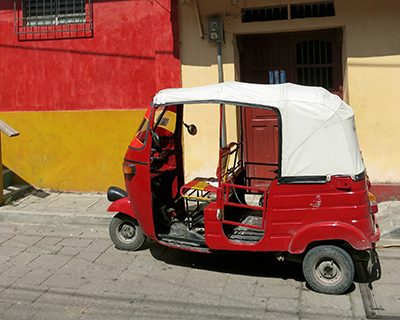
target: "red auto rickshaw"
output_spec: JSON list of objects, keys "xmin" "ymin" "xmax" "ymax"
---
[{"xmin": 107, "ymin": 81, "xmax": 380, "ymax": 294}]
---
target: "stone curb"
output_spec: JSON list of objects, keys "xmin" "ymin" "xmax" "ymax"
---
[{"xmin": 0, "ymin": 209, "xmax": 113, "ymax": 227}]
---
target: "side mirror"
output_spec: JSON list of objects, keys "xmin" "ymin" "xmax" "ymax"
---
[
  {"xmin": 183, "ymin": 122, "xmax": 197, "ymax": 136},
  {"xmin": 187, "ymin": 124, "xmax": 197, "ymax": 136}
]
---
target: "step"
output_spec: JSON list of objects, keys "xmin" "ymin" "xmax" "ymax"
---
[
  {"xmin": 2, "ymin": 168, "xmax": 13, "ymax": 189},
  {"xmin": 3, "ymin": 184, "xmax": 34, "ymax": 205}
]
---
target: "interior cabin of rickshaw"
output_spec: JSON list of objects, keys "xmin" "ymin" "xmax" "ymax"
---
[{"xmin": 151, "ymin": 103, "xmax": 279, "ymax": 244}]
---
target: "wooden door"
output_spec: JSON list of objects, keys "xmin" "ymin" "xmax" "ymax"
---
[
  {"xmin": 240, "ymin": 29, "xmax": 342, "ymax": 188},
  {"xmin": 242, "ymin": 107, "xmax": 279, "ymax": 188},
  {"xmin": 239, "ymin": 33, "xmax": 294, "ymax": 84},
  {"xmin": 294, "ymin": 29, "xmax": 343, "ymax": 96}
]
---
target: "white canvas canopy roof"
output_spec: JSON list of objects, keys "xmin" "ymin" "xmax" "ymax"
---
[{"xmin": 153, "ymin": 81, "xmax": 365, "ymax": 180}]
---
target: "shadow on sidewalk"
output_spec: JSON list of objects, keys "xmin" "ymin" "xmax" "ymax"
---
[
  {"xmin": 145, "ymin": 240, "xmax": 365, "ymax": 295},
  {"xmin": 148, "ymin": 241, "xmax": 306, "ymax": 283}
]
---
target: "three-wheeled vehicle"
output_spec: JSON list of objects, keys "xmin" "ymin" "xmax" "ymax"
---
[{"xmin": 107, "ymin": 81, "xmax": 380, "ymax": 295}]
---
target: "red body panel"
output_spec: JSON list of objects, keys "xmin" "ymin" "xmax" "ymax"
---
[
  {"xmin": 204, "ymin": 177, "xmax": 378, "ymax": 252},
  {"xmin": 288, "ymin": 222, "xmax": 371, "ymax": 253},
  {"xmin": 107, "ymin": 197, "xmax": 136, "ymax": 219},
  {"xmin": 124, "ymin": 105, "xmax": 184, "ymax": 241},
  {"xmin": 124, "ymin": 137, "xmax": 156, "ymax": 239}
]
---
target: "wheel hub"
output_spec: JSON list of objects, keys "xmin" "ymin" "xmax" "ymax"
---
[
  {"xmin": 315, "ymin": 259, "xmax": 342, "ymax": 285},
  {"xmin": 121, "ymin": 224, "xmax": 135, "ymax": 239},
  {"xmin": 318, "ymin": 261, "xmax": 338, "ymax": 279}
]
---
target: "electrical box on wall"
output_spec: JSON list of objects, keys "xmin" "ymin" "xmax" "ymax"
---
[{"xmin": 207, "ymin": 17, "xmax": 223, "ymax": 43}]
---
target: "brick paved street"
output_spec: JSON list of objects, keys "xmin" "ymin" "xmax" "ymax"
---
[
  {"xmin": 0, "ymin": 192, "xmax": 399, "ymax": 319},
  {"xmin": 0, "ymin": 222, "xmax": 366, "ymax": 320}
]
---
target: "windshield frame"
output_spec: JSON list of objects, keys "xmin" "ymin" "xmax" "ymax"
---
[{"xmin": 128, "ymin": 105, "xmax": 155, "ymax": 151}]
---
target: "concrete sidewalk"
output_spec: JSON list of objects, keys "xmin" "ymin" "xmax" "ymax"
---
[
  {"xmin": 0, "ymin": 189, "xmax": 113, "ymax": 227},
  {"xmin": 1, "ymin": 189, "xmax": 400, "ymax": 235}
]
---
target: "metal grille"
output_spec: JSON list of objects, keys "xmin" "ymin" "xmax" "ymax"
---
[
  {"xmin": 296, "ymin": 40, "xmax": 333, "ymax": 89},
  {"xmin": 291, "ymin": 2, "xmax": 335, "ymax": 19},
  {"xmin": 242, "ymin": 6, "xmax": 288, "ymax": 23},
  {"xmin": 14, "ymin": 0, "xmax": 92, "ymax": 36},
  {"xmin": 25, "ymin": 0, "xmax": 85, "ymax": 26},
  {"xmin": 242, "ymin": 2, "xmax": 335, "ymax": 23}
]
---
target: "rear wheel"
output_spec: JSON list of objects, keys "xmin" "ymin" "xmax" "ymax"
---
[
  {"xmin": 109, "ymin": 213, "xmax": 146, "ymax": 251},
  {"xmin": 302, "ymin": 245, "xmax": 354, "ymax": 294}
]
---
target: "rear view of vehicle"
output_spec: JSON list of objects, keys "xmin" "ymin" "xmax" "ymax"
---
[{"xmin": 271, "ymin": 173, "xmax": 381, "ymax": 295}]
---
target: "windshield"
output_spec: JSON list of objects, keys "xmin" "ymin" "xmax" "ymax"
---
[
  {"xmin": 129, "ymin": 107, "xmax": 151, "ymax": 150},
  {"xmin": 129, "ymin": 106, "xmax": 177, "ymax": 150},
  {"xmin": 153, "ymin": 106, "xmax": 177, "ymax": 137},
  {"xmin": 135, "ymin": 118, "xmax": 149, "ymax": 145}
]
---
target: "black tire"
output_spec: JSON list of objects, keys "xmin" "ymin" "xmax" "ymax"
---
[
  {"xmin": 302, "ymin": 245, "xmax": 354, "ymax": 295},
  {"xmin": 109, "ymin": 213, "xmax": 146, "ymax": 251}
]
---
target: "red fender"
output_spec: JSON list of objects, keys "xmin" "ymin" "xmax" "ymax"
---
[
  {"xmin": 107, "ymin": 197, "xmax": 137, "ymax": 219},
  {"xmin": 289, "ymin": 222, "xmax": 372, "ymax": 254}
]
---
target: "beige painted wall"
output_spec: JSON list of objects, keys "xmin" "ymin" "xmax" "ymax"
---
[
  {"xmin": 179, "ymin": 0, "xmax": 400, "ymax": 183},
  {"xmin": 344, "ymin": 1, "xmax": 400, "ymax": 183}
]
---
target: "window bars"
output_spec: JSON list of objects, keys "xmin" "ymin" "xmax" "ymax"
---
[
  {"xmin": 296, "ymin": 40, "xmax": 334, "ymax": 89},
  {"xmin": 14, "ymin": 0, "xmax": 93, "ymax": 38},
  {"xmin": 242, "ymin": 2, "xmax": 335, "ymax": 23}
]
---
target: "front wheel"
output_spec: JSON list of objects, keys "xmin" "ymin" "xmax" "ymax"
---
[
  {"xmin": 302, "ymin": 245, "xmax": 354, "ymax": 295},
  {"xmin": 109, "ymin": 213, "xmax": 146, "ymax": 251}
]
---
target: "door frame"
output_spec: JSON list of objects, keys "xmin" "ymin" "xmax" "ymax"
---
[{"xmin": 238, "ymin": 28, "xmax": 343, "ymax": 189}]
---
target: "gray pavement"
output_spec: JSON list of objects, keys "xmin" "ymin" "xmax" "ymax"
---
[
  {"xmin": 0, "ymin": 190, "xmax": 399, "ymax": 319},
  {"xmin": 376, "ymin": 201, "xmax": 400, "ymax": 239},
  {"xmin": 0, "ymin": 190, "xmax": 112, "ymax": 227}
]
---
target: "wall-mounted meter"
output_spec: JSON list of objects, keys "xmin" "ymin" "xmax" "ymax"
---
[{"xmin": 207, "ymin": 17, "xmax": 223, "ymax": 43}]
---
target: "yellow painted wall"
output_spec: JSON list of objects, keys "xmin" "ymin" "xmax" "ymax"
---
[
  {"xmin": 348, "ymin": 56, "xmax": 400, "ymax": 183},
  {"xmin": 0, "ymin": 110, "xmax": 145, "ymax": 192},
  {"xmin": 179, "ymin": 0, "xmax": 400, "ymax": 184},
  {"xmin": 344, "ymin": 1, "xmax": 400, "ymax": 183}
]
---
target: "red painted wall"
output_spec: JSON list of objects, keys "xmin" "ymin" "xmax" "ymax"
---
[
  {"xmin": 371, "ymin": 184, "xmax": 400, "ymax": 203},
  {"xmin": 0, "ymin": 0, "xmax": 181, "ymax": 112}
]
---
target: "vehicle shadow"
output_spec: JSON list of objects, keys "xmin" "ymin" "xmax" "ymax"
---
[
  {"xmin": 147, "ymin": 240, "xmax": 305, "ymax": 283},
  {"xmin": 147, "ymin": 240, "xmax": 360, "ymax": 294}
]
